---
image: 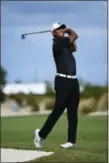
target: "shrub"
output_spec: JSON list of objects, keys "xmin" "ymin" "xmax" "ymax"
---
[
  {"xmin": 80, "ymin": 85, "xmax": 107, "ymax": 100},
  {"xmin": 26, "ymin": 95, "xmax": 34, "ymax": 106},
  {"xmin": 45, "ymin": 98, "xmax": 55, "ymax": 110},
  {"xmin": 80, "ymin": 106, "xmax": 96, "ymax": 115},
  {"xmin": 96, "ymin": 93, "xmax": 108, "ymax": 111},
  {"xmin": 0, "ymin": 91, "xmax": 5, "ymax": 103},
  {"xmin": 31, "ymin": 101, "xmax": 39, "ymax": 112},
  {"xmin": 79, "ymin": 97, "xmax": 97, "ymax": 115},
  {"xmin": 9, "ymin": 93, "xmax": 24, "ymax": 107},
  {"xmin": 26, "ymin": 95, "xmax": 39, "ymax": 112}
]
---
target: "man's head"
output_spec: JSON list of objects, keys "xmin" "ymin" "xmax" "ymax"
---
[{"xmin": 51, "ymin": 23, "xmax": 66, "ymax": 38}]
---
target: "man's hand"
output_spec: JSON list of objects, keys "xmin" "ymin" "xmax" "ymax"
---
[{"xmin": 63, "ymin": 28, "xmax": 78, "ymax": 44}]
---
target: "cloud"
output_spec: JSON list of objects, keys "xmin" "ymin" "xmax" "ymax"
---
[{"xmin": 1, "ymin": 1, "xmax": 107, "ymax": 28}]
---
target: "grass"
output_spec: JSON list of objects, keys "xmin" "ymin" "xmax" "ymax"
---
[{"xmin": 1, "ymin": 114, "xmax": 108, "ymax": 162}]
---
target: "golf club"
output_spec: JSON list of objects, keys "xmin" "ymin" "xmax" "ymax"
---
[{"xmin": 21, "ymin": 30, "xmax": 50, "ymax": 39}]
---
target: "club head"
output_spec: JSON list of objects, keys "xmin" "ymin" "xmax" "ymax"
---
[{"xmin": 21, "ymin": 34, "xmax": 25, "ymax": 39}]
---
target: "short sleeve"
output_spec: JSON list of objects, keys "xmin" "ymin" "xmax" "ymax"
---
[
  {"xmin": 64, "ymin": 37, "xmax": 70, "ymax": 48},
  {"xmin": 53, "ymin": 37, "xmax": 70, "ymax": 53},
  {"xmin": 53, "ymin": 42, "xmax": 61, "ymax": 53}
]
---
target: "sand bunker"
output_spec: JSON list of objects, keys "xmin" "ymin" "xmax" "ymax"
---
[{"xmin": 1, "ymin": 148, "xmax": 54, "ymax": 162}]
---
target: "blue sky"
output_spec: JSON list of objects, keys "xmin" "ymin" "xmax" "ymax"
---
[{"xmin": 1, "ymin": 1, "xmax": 107, "ymax": 85}]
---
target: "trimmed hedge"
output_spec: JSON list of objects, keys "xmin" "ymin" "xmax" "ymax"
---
[{"xmin": 80, "ymin": 85, "xmax": 107, "ymax": 100}]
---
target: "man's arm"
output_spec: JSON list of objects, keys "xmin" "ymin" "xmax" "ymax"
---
[
  {"xmin": 64, "ymin": 28, "xmax": 78, "ymax": 44},
  {"xmin": 63, "ymin": 28, "xmax": 78, "ymax": 52},
  {"xmin": 71, "ymin": 41, "xmax": 77, "ymax": 53}
]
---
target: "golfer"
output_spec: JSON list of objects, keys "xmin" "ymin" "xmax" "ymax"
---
[{"xmin": 34, "ymin": 23, "xmax": 80, "ymax": 149}]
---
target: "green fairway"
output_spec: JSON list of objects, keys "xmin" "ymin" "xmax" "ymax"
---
[{"xmin": 1, "ymin": 114, "xmax": 108, "ymax": 162}]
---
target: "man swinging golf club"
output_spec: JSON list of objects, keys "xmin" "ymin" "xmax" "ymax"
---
[{"xmin": 34, "ymin": 23, "xmax": 80, "ymax": 149}]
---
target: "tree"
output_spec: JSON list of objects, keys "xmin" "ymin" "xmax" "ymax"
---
[
  {"xmin": 0, "ymin": 66, "xmax": 7, "ymax": 102},
  {"xmin": 14, "ymin": 80, "xmax": 22, "ymax": 83},
  {"xmin": 45, "ymin": 80, "xmax": 54, "ymax": 96},
  {"xmin": 0, "ymin": 65, "xmax": 7, "ymax": 88},
  {"xmin": 78, "ymin": 77, "xmax": 92, "ymax": 87}
]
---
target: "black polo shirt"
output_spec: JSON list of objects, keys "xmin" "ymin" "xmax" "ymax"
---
[{"xmin": 52, "ymin": 37, "xmax": 76, "ymax": 76}]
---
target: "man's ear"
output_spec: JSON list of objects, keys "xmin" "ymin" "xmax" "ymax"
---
[
  {"xmin": 53, "ymin": 30, "xmax": 56, "ymax": 34},
  {"xmin": 52, "ymin": 31, "xmax": 56, "ymax": 37}
]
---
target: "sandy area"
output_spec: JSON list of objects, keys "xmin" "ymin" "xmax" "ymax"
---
[
  {"xmin": 1, "ymin": 148, "xmax": 54, "ymax": 162},
  {"xmin": 89, "ymin": 111, "xmax": 108, "ymax": 116}
]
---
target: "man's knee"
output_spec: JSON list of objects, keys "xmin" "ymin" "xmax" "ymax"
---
[{"xmin": 51, "ymin": 106, "xmax": 65, "ymax": 118}]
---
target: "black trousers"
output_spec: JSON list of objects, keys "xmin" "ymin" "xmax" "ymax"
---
[{"xmin": 39, "ymin": 76, "xmax": 80, "ymax": 143}]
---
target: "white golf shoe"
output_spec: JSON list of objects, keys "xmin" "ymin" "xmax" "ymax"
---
[
  {"xmin": 60, "ymin": 142, "xmax": 74, "ymax": 149},
  {"xmin": 34, "ymin": 129, "xmax": 42, "ymax": 148}
]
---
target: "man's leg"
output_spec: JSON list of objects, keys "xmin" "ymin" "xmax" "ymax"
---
[
  {"xmin": 39, "ymin": 77, "xmax": 69, "ymax": 139},
  {"xmin": 67, "ymin": 79, "xmax": 80, "ymax": 144}
]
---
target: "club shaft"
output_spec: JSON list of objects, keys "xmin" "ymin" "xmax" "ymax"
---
[{"xmin": 23, "ymin": 30, "xmax": 50, "ymax": 36}]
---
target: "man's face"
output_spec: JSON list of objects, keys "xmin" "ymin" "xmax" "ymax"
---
[{"xmin": 52, "ymin": 28, "xmax": 65, "ymax": 37}]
